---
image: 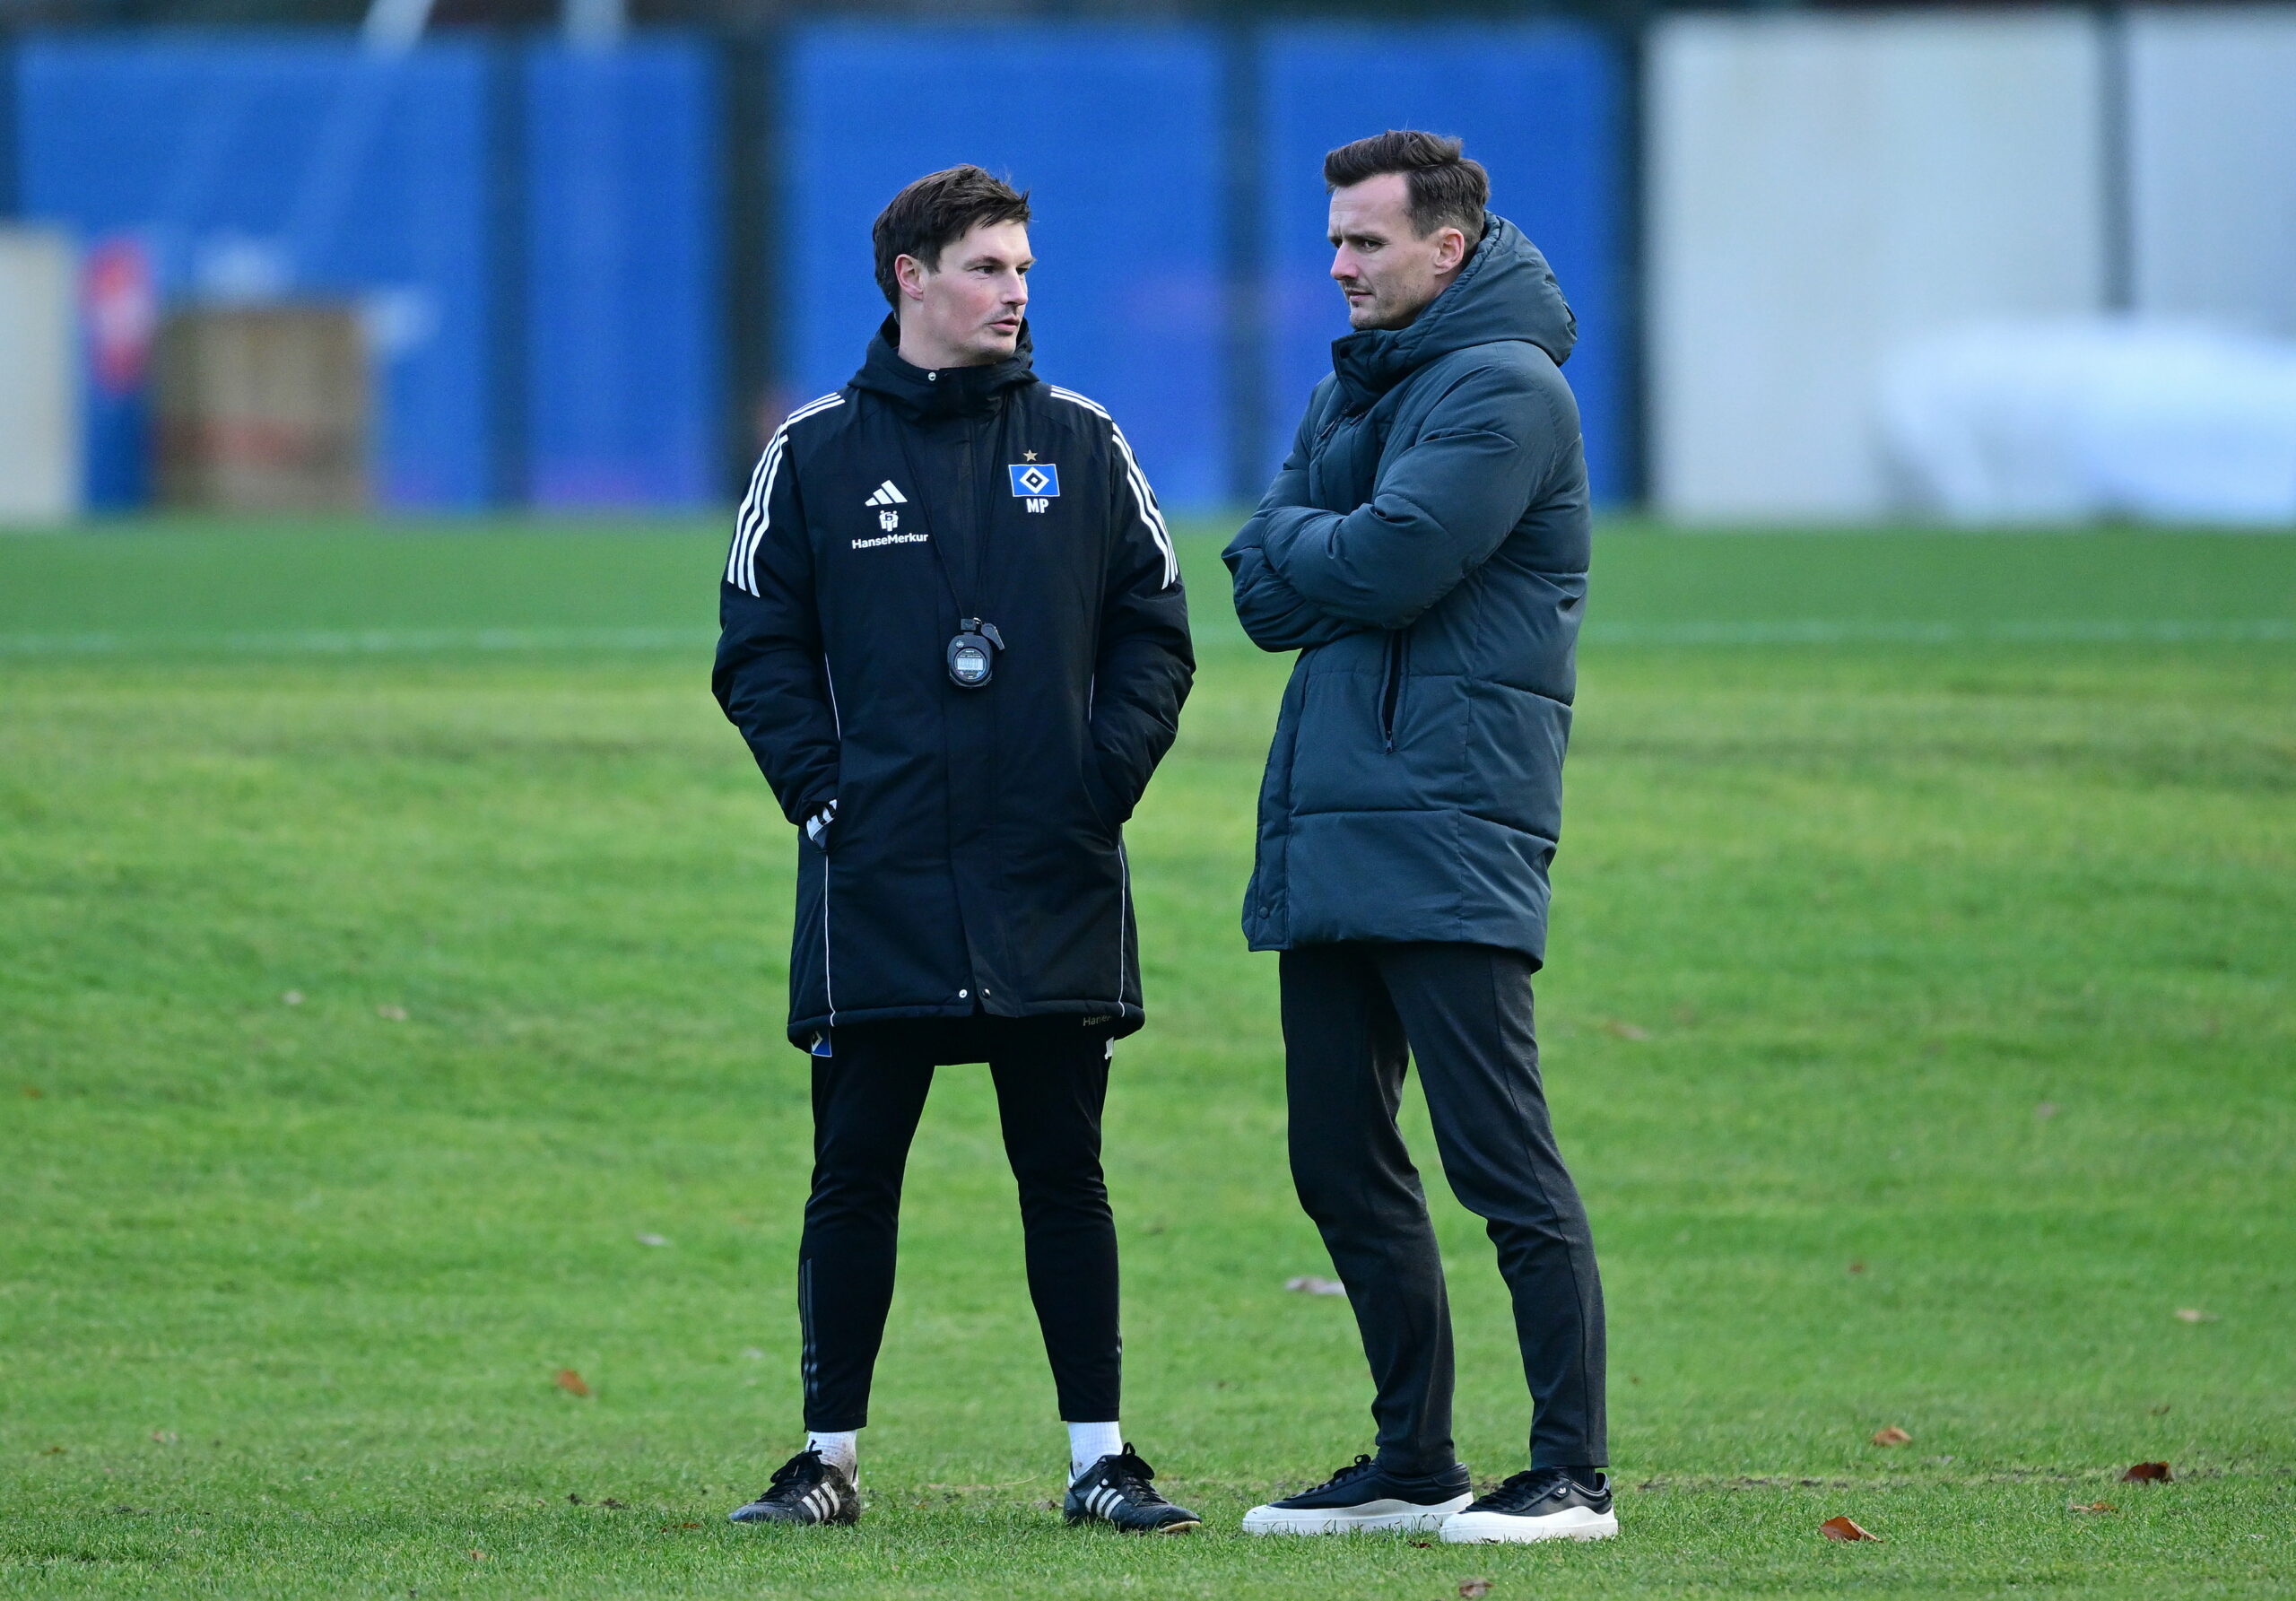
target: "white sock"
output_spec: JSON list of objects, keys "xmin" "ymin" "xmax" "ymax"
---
[
  {"xmin": 806, "ymin": 1430, "xmax": 858, "ymax": 1479},
  {"xmin": 1068, "ymin": 1421, "xmax": 1123, "ymax": 1483}
]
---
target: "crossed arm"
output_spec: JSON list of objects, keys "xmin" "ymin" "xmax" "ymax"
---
[{"xmin": 1223, "ymin": 362, "xmax": 1564, "ymax": 651}]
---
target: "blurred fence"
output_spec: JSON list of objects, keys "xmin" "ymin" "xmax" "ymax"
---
[
  {"xmin": 3, "ymin": 9, "xmax": 2292, "ymax": 522},
  {"xmin": 0, "ymin": 22, "xmax": 1631, "ymax": 517},
  {"xmin": 524, "ymin": 40, "xmax": 720, "ymax": 509},
  {"xmin": 17, "ymin": 36, "xmax": 496, "ymax": 509}
]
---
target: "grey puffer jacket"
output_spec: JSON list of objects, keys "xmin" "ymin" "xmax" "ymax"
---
[{"xmin": 1223, "ymin": 213, "xmax": 1590, "ymax": 964}]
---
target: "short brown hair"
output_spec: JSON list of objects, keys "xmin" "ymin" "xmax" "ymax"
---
[
  {"xmin": 1324, "ymin": 130, "xmax": 1488, "ymax": 245},
  {"xmin": 872, "ymin": 165, "xmax": 1032, "ymax": 308}
]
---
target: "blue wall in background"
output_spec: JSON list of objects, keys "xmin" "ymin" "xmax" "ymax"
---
[
  {"xmin": 783, "ymin": 24, "xmax": 1228, "ymax": 510},
  {"xmin": 1260, "ymin": 26, "xmax": 1626, "ymax": 501},
  {"xmin": 18, "ymin": 36, "xmax": 495, "ymax": 509},
  {"xmin": 8, "ymin": 27, "xmax": 1630, "ymax": 513},
  {"xmin": 525, "ymin": 40, "xmax": 720, "ymax": 509}
]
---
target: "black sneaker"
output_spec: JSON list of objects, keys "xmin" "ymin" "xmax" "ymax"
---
[
  {"xmin": 1063, "ymin": 1444, "xmax": 1201, "ymax": 1534},
  {"xmin": 1241, "ymin": 1453, "xmax": 1472, "ymax": 1535},
  {"xmin": 726, "ymin": 1448, "xmax": 860, "ymax": 1527},
  {"xmin": 1441, "ymin": 1466, "xmax": 1617, "ymax": 1543}
]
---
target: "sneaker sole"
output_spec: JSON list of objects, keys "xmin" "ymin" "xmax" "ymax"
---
[
  {"xmin": 1441, "ymin": 1507, "xmax": 1618, "ymax": 1544},
  {"xmin": 1242, "ymin": 1495, "xmax": 1472, "ymax": 1536},
  {"xmin": 1065, "ymin": 1515, "xmax": 1202, "ymax": 1535},
  {"xmin": 726, "ymin": 1513, "xmax": 858, "ymax": 1527}
]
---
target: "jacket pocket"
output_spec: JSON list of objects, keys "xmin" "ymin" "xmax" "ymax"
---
[
  {"xmin": 1378, "ymin": 631, "xmax": 1410, "ymax": 752},
  {"xmin": 1081, "ymin": 752, "xmax": 1126, "ymax": 836}
]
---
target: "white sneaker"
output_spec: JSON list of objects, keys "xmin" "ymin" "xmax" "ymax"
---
[
  {"xmin": 1440, "ymin": 1467, "xmax": 1618, "ymax": 1543},
  {"xmin": 1241, "ymin": 1454, "xmax": 1473, "ymax": 1536}
]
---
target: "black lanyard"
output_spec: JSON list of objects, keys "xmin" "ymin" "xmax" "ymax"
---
[
  {"xmin": 891, "ymin": 418, "xmax": 1004, "ymax": 688},
  {"xmin": 891, "ymin": 422, "xmax": 985, "ymax": 625}
]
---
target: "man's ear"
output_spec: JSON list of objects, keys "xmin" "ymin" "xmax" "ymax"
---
[
  {"xmin": 893, "ymin": 252, "xmax": 932, "ymax": 304},
  {"xmin": 1432, "ymin": 226, "xmax": 1468, "ymax": 276}
]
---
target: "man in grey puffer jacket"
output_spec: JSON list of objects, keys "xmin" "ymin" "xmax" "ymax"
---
[{"xmin": 1226, "ymin": 132, "xmax": 1613, "ymax": 1545}]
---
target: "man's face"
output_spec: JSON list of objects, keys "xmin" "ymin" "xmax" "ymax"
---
[
  {"xmin": 895, "ymin": 220, "xmax": 1032, "ymax": 366},
  {"xmin": 1327, "ymin": 173, "xmax": 1468, "ymax": 332}
]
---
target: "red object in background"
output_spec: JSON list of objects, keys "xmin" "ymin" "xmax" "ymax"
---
[{"xmin": 83, "ymin": 236, "xmax": 158, "ymax": 397}]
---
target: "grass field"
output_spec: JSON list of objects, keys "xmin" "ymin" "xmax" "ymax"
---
[{"xmin": 2, "ymin": 518, "xmax": 2292, "ymax": 1598}]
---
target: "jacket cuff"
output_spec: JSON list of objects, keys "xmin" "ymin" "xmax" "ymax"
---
[
  {"xmin": 786, "ymin": 789, "xmax": 836, "ymax": 828},
  {"xmin": 1083, "ymin": 753, "xmax": 1134, "ymax": 831}
]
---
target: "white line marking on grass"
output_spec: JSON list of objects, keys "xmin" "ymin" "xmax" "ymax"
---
[
  {"xmin": 1, "ymin": 619, "xmax": 2290, "ymax": 657},
  {"xmin": 0, "ymin": 626, "xmax": 715, "ymax": 656},
  {"xmin": 1584, "ymin": 619, "xmax": 2296, "ymax": 646}
]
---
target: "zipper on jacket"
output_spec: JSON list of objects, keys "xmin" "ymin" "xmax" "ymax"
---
[{"xmin": 1378, "ymin": 631, "xmax": 1406, "ymax": 752}]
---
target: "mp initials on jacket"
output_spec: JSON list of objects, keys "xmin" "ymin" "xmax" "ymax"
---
[{"xmin": 714, "ymin": 321, "xmax": 1195, "ymax": 1047}]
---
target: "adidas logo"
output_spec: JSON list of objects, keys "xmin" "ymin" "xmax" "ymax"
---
[{"xmin": 865, "ymin": 481, "xmax": 909, "ymax": 508}]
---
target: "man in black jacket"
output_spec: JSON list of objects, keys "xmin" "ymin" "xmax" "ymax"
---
[
  {"xmin": 1226, "ymin": 133, "xmax": 1613, "ymax": 1544},
  {"xmin": 712, "ymin": 166, "xmax": 1196, "ymax": 1533}
]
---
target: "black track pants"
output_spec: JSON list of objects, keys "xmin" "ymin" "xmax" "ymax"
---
[
  {"xmin": 1280, "ymin": 942, "xmax": 1606, "ymax": 1474},
  {"xmin": 797, "ymin": 1022, "xmax": 1119, "ymax": 1431}
]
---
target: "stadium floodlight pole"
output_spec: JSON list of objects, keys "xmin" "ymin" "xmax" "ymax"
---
[
  {"xmin": 360, "ymin": 0, "xmax": 436, "ymax": 56},
  {"xmin": 563, "ymin": 0, "xmax": 627, "ymax": 49}
]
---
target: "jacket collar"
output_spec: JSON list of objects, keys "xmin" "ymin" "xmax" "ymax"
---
[
  {"xmin": 848, "ymin": 316, "xmax": 1039, "ymax": 422},
  {"xmin": 1329, "ymin": 213, "xmax": 1578, "ymax": 409}
]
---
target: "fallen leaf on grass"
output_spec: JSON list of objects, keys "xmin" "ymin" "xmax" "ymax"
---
[
  {"xmin": 1601, "ymin": 1019, "xmax": 1650, "ymax": 1041},
  {"xmin": 2069, "ymin": 1501, "xmax": 2116, "ymax": 1514},
  {"xmin": 40, "ymin": 1445, "xmax": 66, "ymax": 1455},
  {"xmin": 1847, "ymin": 1261, "xmax": 1866, "ymax": 1275},
  {"xmin": 150, "ymin": 1431, "xmax": 178, "ymax": 1445},
  {"xmin": 2148, "ymin": 1404, "xmax": 2172, "ymax": 1416},
  {"xmin": 468, "ymin": 1550, "xmax": 486, "ymax": 1562},
  {"xmin": 1284, "ymin": 1275, "xmax": 1346, "ymax": 1296},
  {"xmin": 1458, "ymin": 1580, "xmax": 1494, "ymax": 1599},
  {"xmin": 1870, "ymin": 1427, "xmax": 1911, "ymax": 1447},
  {"xmin": 1820, "ymin": 1516, "xmax": 1880, "ymax": 1542},
  {"xmin": 376, "ymin": 1005, "xmax": 408, "ymax": 1022},
  {"xmin": 2120, "ymin": 1462, "xmax": 2171, "ymax": 1483},
  {"xmin": 553, "ymin": 1369, "xmax": 591, "ymax": 1398},
  {"xmin": 2173, "ymin": 1308, "xmax": 2217, "ymax": 1324},
  {"xmin": 1410, "ymin": 1540, "xmax": 1432, "ymax": 1547},
  {"xmin": 21, "ymin": 1085, "xmax": 43, "ymax": 1099},
  {"xmin": 636, "ymin": 1233, "xmax": 670, "ymax": 1249}
]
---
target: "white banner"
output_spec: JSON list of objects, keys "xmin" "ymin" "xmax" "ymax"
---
[
  {"xmin": 0, "ymin": 230, "xmax": 82, "ymax": 525},
  {"xmin": 2131, "ymin": 6, "xmax": 2296, "ymax": 340},
  {"xmin": 1648, "ymin": 12, "xmax": 2104, "ymax": 521}
]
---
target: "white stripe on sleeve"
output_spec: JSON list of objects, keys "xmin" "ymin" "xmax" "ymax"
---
[
  {"xmin": 724, "ymin": 392, "xmax": 848, "ymax": 596},
  {"xmin": 1048, "ymin": 386, "xmax": 1178, "ymax": 590}
]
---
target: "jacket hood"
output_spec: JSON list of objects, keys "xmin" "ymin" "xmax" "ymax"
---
[
  {"xmin": 1331, "ymin": 213, "xmax": 1577, "ymax": 407},
  {"xmin": 850, "ymin": 315, "xmax": 1039, "ymax": 421}
]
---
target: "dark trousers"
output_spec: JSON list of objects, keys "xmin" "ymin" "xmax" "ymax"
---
[
  {"xmin": 1281, "ymin": 942, "xmax": 1607, "ymax": 1473},
  {"xmin": 798, "ymin": 1020, "xmax": 1120, "ymax": 1431}
]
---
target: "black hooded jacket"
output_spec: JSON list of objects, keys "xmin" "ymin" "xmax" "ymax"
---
[
  {"xmin": 715, "ymin": 322, "xmax": 1194, "ymax": 1048},
  {"xmin": 1223, "ymin": 214, "xmax": 1590, "ymax": 964}
]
